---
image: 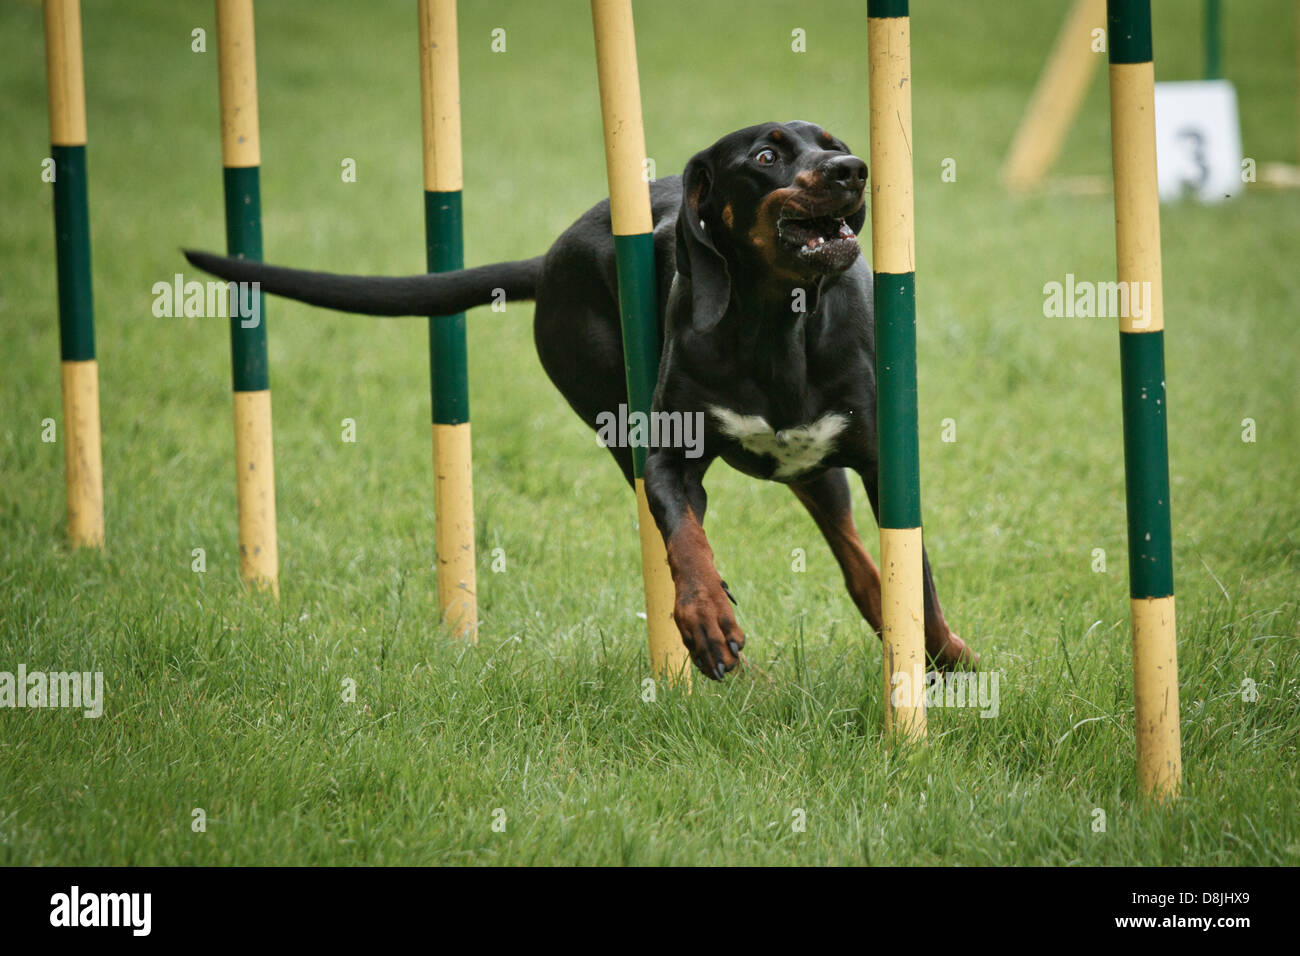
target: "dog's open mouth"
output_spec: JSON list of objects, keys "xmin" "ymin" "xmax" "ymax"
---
[{"xmin": 777, "ymin": 211, "xmax": 859, "ymax": 265}]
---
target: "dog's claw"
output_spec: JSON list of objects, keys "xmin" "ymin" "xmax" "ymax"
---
[
  {"xmin": 719, "ymin": 579, "xmax": 738, "ymax": 606},
  {"xmin": 673, "ymin": 578, "xmax": 745, "ymax": 682}
]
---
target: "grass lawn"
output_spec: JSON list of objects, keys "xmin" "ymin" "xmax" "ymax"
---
[{"xmin": 1, "ymin": 0, "xmax": 1297, "ymax": 865}]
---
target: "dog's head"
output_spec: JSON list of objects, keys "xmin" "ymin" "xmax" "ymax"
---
[{"xmin": 675, "ymin": 121, "xmax": 868, "ymax": 328}]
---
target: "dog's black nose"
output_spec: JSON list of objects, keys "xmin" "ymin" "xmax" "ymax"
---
[{"xmin": 824, "ymin": 155, "xmax": 868, "ymax": 189}]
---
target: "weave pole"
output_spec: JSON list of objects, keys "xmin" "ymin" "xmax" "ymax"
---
[
  {"xmin": 1107, "ymin": 0, "xmax": 1182, "ymax": 799},
  {"xmin": 868, "ymin": 0, "xmax": 925, "ymax": 740},
  {"xmin": 1001, "ymin": 0, "xmax": 1106, "ymax": 190},
  {"xmin": 216, "ymin": 0, "xmax": 278, "ymax": 596},
  {"xmin": 1203, "ymin": 0, "xmax": 1222, "ymax": 80},
  {"xmin": 419, "ymin": 0, "xmax": 477, "ymax": 639},
  {"xmin": 590, "ymin": 0, "xmax": 690, "ymax": 685},
  {"xmin": 43, "ymin": 0, "xmax": 104, "ymax": 549}
]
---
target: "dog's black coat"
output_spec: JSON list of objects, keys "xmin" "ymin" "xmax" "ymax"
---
[{"xmin": 185, "ymin": 121, "xmax": 973, "ymax": 681}]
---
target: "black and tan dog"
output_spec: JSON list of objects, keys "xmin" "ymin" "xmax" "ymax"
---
[{"xmin": 185, "ymin": 120, "xmax": 976, "ymax": 682}]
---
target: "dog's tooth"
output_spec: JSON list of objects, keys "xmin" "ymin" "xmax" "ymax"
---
[{"xmin": 839, "ymin": 221, "xmax": 854, "ymax": 238}]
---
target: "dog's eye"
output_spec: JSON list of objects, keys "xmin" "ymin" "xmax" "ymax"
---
[{"xmin": 754, "ymin": 148, "xmax": 777, "ymax": 166}]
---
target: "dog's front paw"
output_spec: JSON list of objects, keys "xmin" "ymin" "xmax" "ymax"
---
[
  {"xmin": 927, "ymin": 630, "xmax": 978, "ymax": 671},
  {"xmin": 673, "ymin": 579, "xmax": 745, "ymax": 680}
]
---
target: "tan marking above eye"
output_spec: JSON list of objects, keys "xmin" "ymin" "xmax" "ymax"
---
[
  {"xmin": 771, "ymin": 129, "xmax": 784, "ymax": 142},
  {"xmin": 722, "ymin": 204, "xmax": 735, "ymax": 228}
]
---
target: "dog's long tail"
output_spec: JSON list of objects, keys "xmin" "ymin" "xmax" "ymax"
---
[{"xmin": 182, "ymin": 249, "xmax": 544, "ymax": 317}]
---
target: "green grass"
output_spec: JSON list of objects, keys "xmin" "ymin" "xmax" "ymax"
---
[{"xmin": 1, "ymin": 0, "xmax": 1297, "ymax": 865}]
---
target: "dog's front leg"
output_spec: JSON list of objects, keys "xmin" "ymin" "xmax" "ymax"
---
[{"xmin": 643, "ymin": 450, "xmax": 743, "ymax": 680}]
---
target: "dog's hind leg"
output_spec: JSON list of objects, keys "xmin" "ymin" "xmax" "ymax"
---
[
  {"xmin": 533, "ymin": 288, "xmax": 636, "ymax": 487},
  {"xmin": 843, "ymin": 459, "xmax": 978, "ymax": 670},
  {"xmin": 794, "ymin": 467, "xmax": 977, "ymax": 670},
  {"xmin": 789, "ymin": 469, "xmax": 883, "ymax": 633}
]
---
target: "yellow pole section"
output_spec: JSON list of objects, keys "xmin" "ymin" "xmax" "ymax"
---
[
  {"xmin": 591, "ymin": 0, "xmax": 690, "ymax": 685},
  {"xmin": 215, "ymin": 0, "xmax": 261, "ymax": 169},
  {"xmin": 868, "ymin": 16, "xmax": 915, "ymax": 276},
  {"xmin": 1001, "ymin": 0, "xmax": 1106, "ymax": 190},
  {"xmin": 43, "ymin": 0, "xmax": 87, "ymax": 147},
  {"xmin": 432, "ymin": 424, "xmax": 477, "ymax": 639},
  {"xmin": 1131, "ymin": 596, "xmax": 1181, "ymax": 794},
  {"xmin": 636, "ymin": 478, "xmax": 689, "ymax": 683},
  {"xmin": 590, "ymin": 0, "xmax": 654, "ymax": 238},
  {"xmin": 419, "ymin": 0, "xmax": 463, "ymax": 192},
  {"xmin": 1109, "ymin": 62, "xmax": 1164, "ymax": 334},
  {"xmin": 60, "ymin": 360, "xmax": 104, "ymax": 548},
  {"xmin": 232, "ymin": 390, "xmax": 279, "ymax": 597},
  {"xmin": 880, "ymin": 528, "xmax": 925, "ymax": 737}
]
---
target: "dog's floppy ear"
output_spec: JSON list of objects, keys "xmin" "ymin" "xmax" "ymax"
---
[{"xmin": 674, "ymin": 152, "xmax": 731, "ymax": 331}]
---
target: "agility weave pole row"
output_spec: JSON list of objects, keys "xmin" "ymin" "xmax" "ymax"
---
[
  {"xmin": 868, "ymin": 0, "xmax": 926, "ymax": 740},
  {"xmin": 207, "ymin": 0, "xmax": 480, "ymax": 625},
  {"xmin": 43, "ymin": 0, "xmax": 104, "ymax": 550},
  {"xmin": 216, "ymin": 0, "xmax": 278, "ymax": 597},
  {"xmin": 1107, "ymin": 0, "xmax": 1182, "ymax": 799},
  {"xmin": 420, "ymin": 0, "xmax": 478, "ymax": 639},
  {"xmin": 590, "ymin": 0, "xmax": 692, "ymax": 685}
]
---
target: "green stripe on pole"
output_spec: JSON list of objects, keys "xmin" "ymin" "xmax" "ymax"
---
[
  {"xmin": 51, "ymin": 144, "xmax": 95, "ymax": 362},
  {"xmin": 424, "ymin": 189, "xmax": 469, "ymax": 425},
  {"xmin": 867, "ymin": 0, "xmax": 909, "ymax": 18},
  {"xmin": 1203, "ymin": 0, "xmax": 1221, "ymax": 79},
  {"xmin": 1120, "ymin": 330, "xmax": 1174, "ymax": 598},
  {"xmin": 1108, "ymin": 0, "xmax": 1154, "ymax": 64},
  {"xmin": 613, "ymin": 231, "xmax": 659, "ymax": 478},
  {"xmin": 222, "ymin": 165, "xmax": 269, "ymax": 392},
  {"xmin": 875, "ymin": 271, "xmax": 922, "ymax": 529}
]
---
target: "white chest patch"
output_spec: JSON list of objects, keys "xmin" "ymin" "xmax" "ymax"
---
[{"xmin": 709, "ymin": 405, "xmax": 849, "ymax": 479}]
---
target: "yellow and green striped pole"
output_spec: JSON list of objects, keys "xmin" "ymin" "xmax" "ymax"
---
[
  {"xmin": 1107, "ymin": 0, "xmax": 1182, "ymax": 799},
  {"xmin": 419, "ymin": 0, "xmax": 477, "ymax": 639},
  {"xmin": 43, "ymin": 0, "xmax": 104, "ymax": 550},
  {"xmin": 216, "ymin": 0, "xmax": 278, "ymax": 597},
  {"xmin": 868, "ymin": 0, "xmax": 925, "ymax": 741},
  {"xmin": 590, "ymin": 0, "xmax": 690, "ymax": 686}
]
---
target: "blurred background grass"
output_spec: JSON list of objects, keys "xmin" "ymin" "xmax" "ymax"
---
[{"xmin": 0, "ymin": 0, "xmax": 1297, "ymax": 864}]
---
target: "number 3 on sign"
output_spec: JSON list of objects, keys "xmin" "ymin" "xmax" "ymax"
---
[{"xmin": 1154, "ymin": 80, "xmax": 1244, "ymax": 203}]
